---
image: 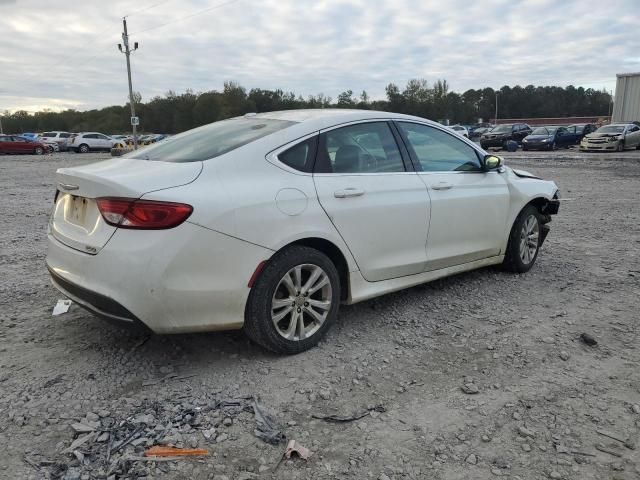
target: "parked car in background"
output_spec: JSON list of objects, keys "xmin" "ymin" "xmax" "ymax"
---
[
  {"xmin": 0, "ymin": 135, "xmax": 48, "ymax": 154},
  {"xmin": 68, "ymin": 132, "xmax": 117, "ymax": 153},
  {"xmin": 447, "ymin": 125, "xmax": 469, "ymax": 138},
  {"xmin": 480, "ymin": 123, "xmax": 532, "ymax": 150},
  {"xmin": 566, "ymin": 124, "xmax": 597, "ymax": 143},
  {"xmin": 522, "ymin": 126, "xmax": 577, "ymax": 150},
  {"xmin": 470, "ymin": 126, "xmax": 490, "ymax": 141},
  {"xmin": 580, "ymin": 123, "xmax": 640, "ymax": 152},
  {"xmin": 20, "ymin": 132, "xmax": 40, "ymax": 141},
  {"xmin": 46, "ymin": 109, "xmax": 560, "ymax": 354},
  {"xmin": 40, "ymin": 131, "xmax": 72, "ymax": 151}
]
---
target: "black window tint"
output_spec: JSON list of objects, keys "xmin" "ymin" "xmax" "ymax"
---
[
  {"xmin": 60, "ymin": 133, "xmax": 71, "ymax": 138},
  {"xmin": 83, "ymin": 134, "xmax": 96, "ymax": 139},
  {"xmin": 96, "ymin": 134, "xmax": 108, "ymax": 139},
  {"xmin": 42, "ymin": 132, "xmax": 55, "ymax": 137},
  {"xmin": 397, "ymin": 122, "xmax": 482, "ymax": 172},
  {"xmin": 278, "ymin": 137, "xmax": 317, "ymax": 172},
  {"xmin": 315, "ymin": 122, "xmax": 404, "ymax": 174},
  {"xmin": 0, "ymin": 137, "xmax": 9, "ymax": 142}
]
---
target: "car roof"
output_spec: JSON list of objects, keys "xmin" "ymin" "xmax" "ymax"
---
[{"xmin": 252, "ymin": 109, "xmax": 444, "ymax": 132}]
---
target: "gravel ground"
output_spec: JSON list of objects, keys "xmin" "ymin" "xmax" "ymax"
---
[{"xmin": 1, "ymin": 149, "xmax": 640, "ymax": 480}]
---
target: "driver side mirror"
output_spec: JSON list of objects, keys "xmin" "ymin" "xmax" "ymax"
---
[{"xmin": 483, "ymin": 154, "xmax": 502, "ymax": 170}]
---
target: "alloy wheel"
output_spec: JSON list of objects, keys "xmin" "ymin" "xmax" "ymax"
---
[
  {"xmin": 519, "ymin": 215, "xmax": 539, "ymax": 265},
  {"xmin": 271, "ymin": 264, "xmax": 332, "ymax": 341}
]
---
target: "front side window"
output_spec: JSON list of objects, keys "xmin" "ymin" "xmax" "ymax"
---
[
  {"xmin": 397, "ymin": 122, "xmax": 481, "ymax": 172},
  {"xmin": 126, "ymin": 117, "xmax": 295, "ymax": 163},
  {"xmin": 83, "ymin": 134, "xmax": 97, "ymax": 139},
  {"xmin": 42, "ymin": 132, "xmax": 56, "ymax": 137},
  {"xmin": 277, "ymin": 137, "xmax": 317, "ymax": 173},
  {"xmin": 315, "ymin": 122, "xmax": 404, "ymax": 174}
]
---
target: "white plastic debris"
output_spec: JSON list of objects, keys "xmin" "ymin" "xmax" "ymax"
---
[{"xmin": 52, "ymin": 299, "xmax": 72, "ymax": 316}]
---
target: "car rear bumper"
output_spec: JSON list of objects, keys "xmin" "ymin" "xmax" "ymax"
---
[
  {"xmin": 480, "ymin": 138, "xmax": 507, "ymax": 148},
  {"xmin": 46, "ymin": 222, "xmax": 274, "ymax": 333}
]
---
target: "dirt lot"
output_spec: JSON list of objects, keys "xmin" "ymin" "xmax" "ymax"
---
[{"xmin": 1, "ymin": 149, "xmax": 640, "ymax": 480}]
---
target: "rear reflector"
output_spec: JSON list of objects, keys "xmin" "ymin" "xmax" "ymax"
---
[
  {"xmin": 96, "ymin": 197, "xmax": 193, "ymax": 229},
  {"xmin": 248, "ymin": 261, "xmax": 267, "ymax": 287}
]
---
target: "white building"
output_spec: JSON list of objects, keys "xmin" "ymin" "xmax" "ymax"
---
[{"xmin": 612, "ymin": 72, "xmax": 640, "ymax": 123}]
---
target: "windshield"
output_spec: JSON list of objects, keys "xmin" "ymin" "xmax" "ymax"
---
[
  {"xmin": 491, "ymin": 125, "xmax": 512, "ymax": 133},
  {"xmin": 126, "ymin": 117, "xmax": 295, "ymax": 162},
  {"xmin": 596, "ymin": 125, "xmax": 624, "ymax": 134},
  {"xmin": 531, "ymin": 127, "xmax": 557, "ymax": 135}
]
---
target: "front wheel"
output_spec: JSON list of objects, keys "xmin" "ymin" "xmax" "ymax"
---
[
  {"xmin": 244, "ymin": 246, "xmax": 340, "ymax": 354},
  {"xmin": 616, "ymin": 141, "xmax": 624, "ymax": 152},
  {"xmin": 34, "ymin": 146, "xmax": 44, "ymax": 155},
  {"xmin": 502, "ymin": 205, "xmax": 542, "ymax": 273},
  {"xmin": 78, "ymin": 144, "xmax": 90, "ymax": 153}
]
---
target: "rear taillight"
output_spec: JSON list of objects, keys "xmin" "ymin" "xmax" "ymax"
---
[{"xmin": 96, "ymin": 197, "xmax": 193, "ymax": 229}]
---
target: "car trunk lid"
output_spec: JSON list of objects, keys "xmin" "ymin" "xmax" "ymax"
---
[{"xmin": 50, "ymin": 158, "xmax": 202, "ymax": 254}]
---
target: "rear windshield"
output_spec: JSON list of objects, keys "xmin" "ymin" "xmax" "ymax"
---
[
  {"xmin": 126, "ymin": 117, "xmax": 295, "ymax": 162},
  {"xmin": 491, "ymin": 125, "xmax": 512, "ymax": 133},
  {"xmin": 42, "ymin": 132, "xmax": 56, "ymax": 137}
]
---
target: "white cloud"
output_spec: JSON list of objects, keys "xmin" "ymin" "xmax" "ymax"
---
[{"xmin": 0, "ymin": 0, "xmax": 638, "ymax": 112}]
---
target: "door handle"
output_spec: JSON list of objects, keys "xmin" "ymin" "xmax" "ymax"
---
[
  {"xmin": 431, "ymin": 182, "xmax": 453, "ymax": 191},
  {"xmin": 334, "ymin": 188, "xmax": 365, "ymax": 198}
]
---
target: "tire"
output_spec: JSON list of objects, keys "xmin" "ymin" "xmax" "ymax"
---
[
  {"xmin": 78, "ymin": 144, "xmax": 90, "ymax": 153},
  {"xmin": 522, "ymin": 145, "xmax": 528, "ymax": 151},
  {"xmin": 502, "ymin": 205, "xmax": 542, "ymax": 273},
  {"xmin": 244, "ymin": 245, "xmax": 340, "ymax": 354},
  {"xmin": 549, "ymin": 141, "xmax": 556, "ymax": 151},
  {"xmin": 616, "ymin": 141, "xmax": 624, "ymax": 152},
  {"xmin": 34, "ymin": 147, "xmax": 44, "ymax": 155}
]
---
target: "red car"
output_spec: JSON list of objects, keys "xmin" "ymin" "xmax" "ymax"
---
[{"xmin": 0, "ymin": 135, "xmax": 49, "ymax": 155}]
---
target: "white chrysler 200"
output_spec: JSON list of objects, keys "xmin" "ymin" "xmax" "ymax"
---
[{"xmin": 47, "ymin": 110, "xmax": 560, "ymax": 353}]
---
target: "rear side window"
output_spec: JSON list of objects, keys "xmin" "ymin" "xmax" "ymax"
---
[
  {"xmin": 315, "ymin": 122, "xmax": 404, "ymax": 173},
  {"xmin": 42, "ymin": 132, "xmax": 56, "ymax": 137},
  {"xmin": 126, "ymin": 117, "xmax": 295, "ymax": 162},
  {"xmin": 83, "ymin": 134, "xmax": 97, "ymax": 139},
  {"xmin": 277, "ymin": 137, "xmax": 317, "ymax": 173},
  {"xmin": 60, "ymin": 133, "xmax": 71, "ymax": 138}
]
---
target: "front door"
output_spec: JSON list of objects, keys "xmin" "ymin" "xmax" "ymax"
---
[
  {"xmin": 313, "ymin": 121, "xmax": 431, "ymax": 282},
  {"xmin": 395, "ymin": 121, "xmax": 510, "ymax": 271}
]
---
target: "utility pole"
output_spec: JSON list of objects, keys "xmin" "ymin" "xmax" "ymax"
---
[
  {"xmin": 495, "ymin": 91, "xmax": 499, "ymax": 124},
  {"xmin": 118, "ymin": 18, "xmax": 139, "ymax": 149},
  {"xmin": 0, "ymin": 115, "xmax": 3, "ymax": 134}
]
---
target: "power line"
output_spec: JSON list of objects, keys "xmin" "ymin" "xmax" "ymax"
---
[
  {"xmin": 124, "ymin": 0, "xmax": 173, "ymax": 18},
  {"xmin": 132, "ymin": 0, "xmax": 240, "ymax": 35}
]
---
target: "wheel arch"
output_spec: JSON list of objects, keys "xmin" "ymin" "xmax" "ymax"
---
[{"xmin": 272, "ymin": 237, "xmax": 351, "ymax": 302}]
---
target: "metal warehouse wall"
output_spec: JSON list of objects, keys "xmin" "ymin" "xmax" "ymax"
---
[{"xmin": 613, "ymin": 73, "xmax": 640, "ymax": 122}]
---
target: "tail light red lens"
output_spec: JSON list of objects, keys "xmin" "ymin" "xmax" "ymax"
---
[{"xmin": 96, "ymin": 197, "xmax": 193, "ymax": 229}]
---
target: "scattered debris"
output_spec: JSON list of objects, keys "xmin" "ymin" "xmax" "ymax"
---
[
  {"xmin": 253, "ymin": 398, "xmax": 286, "ymax": 445},
  {"xmin": 580, "ymin": 333, "xmax": 598, "ymax": 346},
  {"xmin": 595, "ymin": 443, "xmax": 623, "ymax": 457},
  {"xmin": 465, "ymin": 453, "xmax": 478, "ymax": 465},
  {"xmin": 518, "ymin": 425, "xmax": 536, "ymax": 438},
  {"xmin": 596, "ymin": 429, "xmax": 635, "ymax": 450},
  {"xmin": 62, "ymin": 432, "xmax": 98, "ymax": 454},
  {"xmin": 284, "ymin": 440, "xmax": 312, "ymax": 460},
  {"xmin": 559, "ymin": 351, "xmax": 570, "ymax": 361},
  {"xmin": 52, "ymin": 299, "xmax": 72, "ymax": 316},
  {"xmin": 145, "ymin": 445, "xmax": 208, "ymax": 457},
  {"xmin": 42, "ymin": 373, "xmax": 65, "ymax": 389},
  {"xmin": 631, "ymin": 404, "xmax": 640, "ymax": 415},
  {"xmin": 311, "ymin": 405, "xmax": 386, "ymax": 423},
  {"xmin": 461, "ymin": 383, "xmax": 480, "ymax": 394}
]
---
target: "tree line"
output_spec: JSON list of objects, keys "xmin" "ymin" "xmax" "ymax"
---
[{"xmin": 1, "ymin": 80, "xmax": 612, "ymax": 134}]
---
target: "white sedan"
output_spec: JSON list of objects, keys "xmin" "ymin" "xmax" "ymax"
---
[{"xmin": 47, "ymin": 110, "xmax": 560, "ymax": 353}]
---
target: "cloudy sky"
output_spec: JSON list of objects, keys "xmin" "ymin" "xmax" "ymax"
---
[{"xmin": 1, "ymin": 0, "xmax": 638, "ymax": 112}]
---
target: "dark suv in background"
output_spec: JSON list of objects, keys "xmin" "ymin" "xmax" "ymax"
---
[{"xmin": 480, "ymin": 123, "xmax": 532, "ymax": 150}]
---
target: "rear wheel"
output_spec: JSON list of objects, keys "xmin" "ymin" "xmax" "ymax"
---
[
  {"xmin": 78, "ymin": 144, "xmax": 90, "ymax": 153},
  {"xmin": 617, "ymin": 141, "xmax": 624, "ymax": 152},
  {"xmin": 244, "ymin": 246, "xmax": 340, "ymax": 354},
  {"xmin": 34, "ymin": 146, "xmax": 44, "ymax": 155},
  {"xmin": 502, "ymin": 205, "xmax": 542, "ymax": 273}
]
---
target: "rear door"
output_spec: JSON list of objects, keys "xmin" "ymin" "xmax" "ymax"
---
[
  {"xmin": 396, "ymin": 121, "xmax": 510, "ymax": 270},
  {"xmin": 96, "ymin": 134, "xmax": 112, "ymax": 149},
  {"xmin": 12, "ymin": 136, "xmax": 31, "ymax": 153},
  {"xmin": 0, "ymin": 136, "xmax": 11, "ymax": 153},
  {"xmin": 313, "ymin": 121, "xmax": 430, "ymax": 282}
]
